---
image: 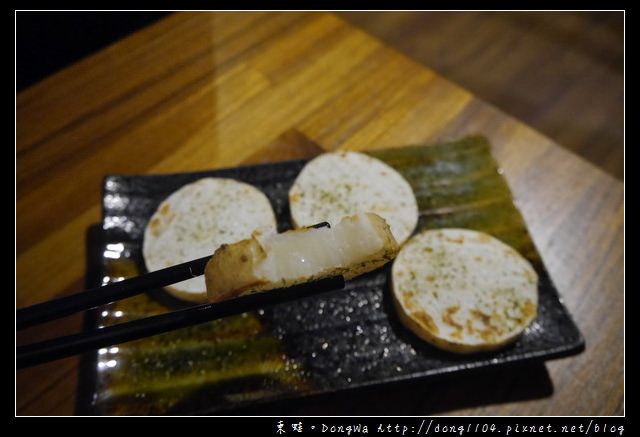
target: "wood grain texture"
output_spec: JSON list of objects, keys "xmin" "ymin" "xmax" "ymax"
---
[
  {"xmin": 15, "ymin": 11, "xmax": 623, "ymax": 416},
  {"xmin": 338, "ymin": 11, "xmax": 624, "ymax": 180}
]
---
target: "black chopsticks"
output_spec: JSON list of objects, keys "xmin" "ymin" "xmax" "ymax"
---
[
  {"xmin": 16, "ymin": 221, "xmax": 341, "ymax": 369},
  {"xmin": 16, "ymin": 275, "xmax": 345, "ymax": 369},
  {"xmin": 16, "ymin": 255, "xmax": 212, "ymax": 330}
]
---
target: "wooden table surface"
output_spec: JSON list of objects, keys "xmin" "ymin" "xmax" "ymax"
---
[{"xmin": 16, "ymin": 11, "xmax": 623, "ymax": 417}]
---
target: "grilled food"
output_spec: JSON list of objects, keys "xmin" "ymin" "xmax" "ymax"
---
[
  {"xmin": 391, "ymin": 228, "xmax": 538, "ymax": 353},
  {"xmin": 205, "ymin": 213, "xmax": 399, "ymax": 302},
  {"xmin": 142, "ymin": 177, "xmax": 277, "ymax": 303},
  {"xmin": 288, "ymin": 151, "xmax": 418, "ymax": 245}
]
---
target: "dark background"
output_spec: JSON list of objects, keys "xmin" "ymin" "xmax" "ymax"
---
[{"xmin": 15, "ymin": 11, "xmax": 172, "ymax": 92}]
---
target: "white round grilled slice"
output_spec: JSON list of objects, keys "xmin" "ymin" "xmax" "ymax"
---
[
  {"xmin": 142, "ymin": 177, "xmax": 277, "ymax": 303},
  {"xmin": 205, "ymin": 213, "xmax": 399, "ymax": 302},
  {"xmin": 391, "ymin": 228, "xmax": 538, "ymax": 353},
  {"xmin": 288, "ymin": 151, "xmax": 418, "ymax": 245}
]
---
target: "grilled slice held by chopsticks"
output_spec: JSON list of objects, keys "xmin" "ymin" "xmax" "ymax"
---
[{"xmin": 205, "ymin": 213, "xmax": 399, "ymax": 302}]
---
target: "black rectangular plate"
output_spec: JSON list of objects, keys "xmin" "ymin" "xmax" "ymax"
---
[{"xmin": 77, "ymin": 136, "xmax": 584, "ymax": 415}]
